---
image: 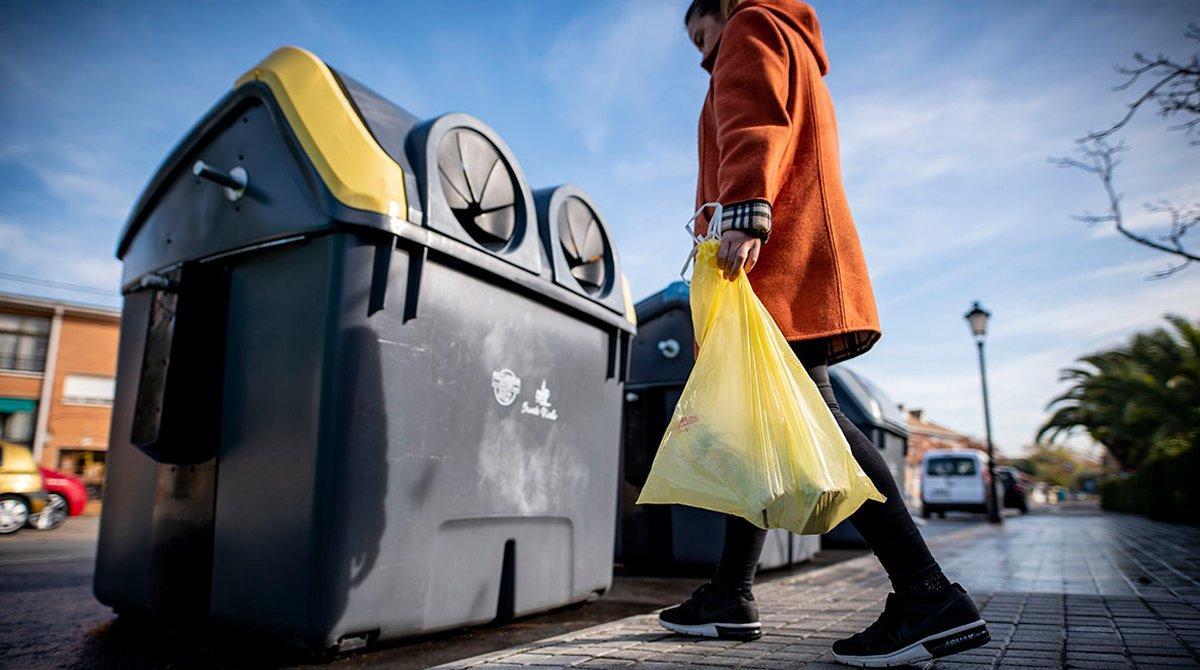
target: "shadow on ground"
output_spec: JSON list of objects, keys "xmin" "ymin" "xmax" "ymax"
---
[{"xmin": 0, "ymin": 512, "xmax": 867, "ymax": 670}]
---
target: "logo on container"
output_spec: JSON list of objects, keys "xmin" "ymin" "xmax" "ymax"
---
[
  {"xmin": 491, "ymin": 368, "xmax": 521, "ymax": 406},
  {"xmin": 521, "ymin": 380, "xmax": 559, "ymax": 421}
]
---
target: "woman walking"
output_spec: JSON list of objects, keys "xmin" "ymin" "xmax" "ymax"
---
[{"xmin": 658, "ymin": 1, "xmax": 991, "ymax": 666}]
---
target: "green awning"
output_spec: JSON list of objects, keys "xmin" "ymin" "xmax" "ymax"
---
[{"xmin": 0, "ymin": 397, "xmax": 37, "ymax": 413}]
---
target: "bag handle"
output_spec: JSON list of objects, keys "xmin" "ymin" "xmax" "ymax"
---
[{"xmin": 680, "ymin": 202, "xmax": 724, "ymax": 283}]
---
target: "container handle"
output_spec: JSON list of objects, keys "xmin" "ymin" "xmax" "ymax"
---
[{"xmin": 193, "ymin": 160, "xmax": 248, "ymax": 202}]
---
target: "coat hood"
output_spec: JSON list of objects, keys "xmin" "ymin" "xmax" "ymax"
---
[{"xmin": 702, "ymin": 0, "xmax": 829, "ymax": 75}]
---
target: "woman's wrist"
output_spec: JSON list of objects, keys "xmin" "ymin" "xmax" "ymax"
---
[{"xmin": 720, "ymin": 199, "xmax": 772, "ymax": 242}]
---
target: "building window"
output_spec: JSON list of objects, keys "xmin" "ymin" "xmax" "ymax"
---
[
  {"xmin": 0, "ymin": 397, "xmax": 37, "ymax": 444},
  {"xmin": 62, "ymin": 374, "xmax": 116, "ymax": 407},
  {"xmin": 0, "ymin": 313, "xmax": 51, "ymax": 373}
]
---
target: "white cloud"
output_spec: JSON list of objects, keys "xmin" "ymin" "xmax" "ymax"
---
[
  {"xmin": 839, "ymin": 78, "xmax": 1053, "ymax": 195},
  {"xmin": 3, "ymin": 137, "xmax": 142, "ymax": 224},
  {"xmin": 858, "ymin": 271, "xmax": 1200, "ymax": 455},
  {"xmin": 835, "ymin": 78, "xmax": 1068, "ymax": 278},
  {"xmin": 542, "ymin": 0, "xmax": 681, "ymax": 153},
  {"xmin": 613, "ymin": 143, "xmax": 694, "ymax": 184},
  {"xmin": 999, "ymin": 275, "xmax": 1200, "ymax": 343},
  {"xmin": 860, "ymin": 206, "xmax": 1014, "ymax": 279},
  {"xmin": 34, "ymin": 165, "xmax": 135, "ymax": 223},
  {"xmin": 0, "ymin": 217, "xmax": 121, "ymax": 291},
  {"xmin": 1055, "ymin": 257, "xmax": 1187, "ymax": 284},
  {"xmin": 867, "ymin": 343, "xmax": 1117, "ymax": 456}
]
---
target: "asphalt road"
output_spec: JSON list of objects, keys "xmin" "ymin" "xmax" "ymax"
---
[{"xmin": 0, "ymin": 508, "xmax": 1013, "ymax": 669}]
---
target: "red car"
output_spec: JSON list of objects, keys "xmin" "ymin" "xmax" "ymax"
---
[{"xmin": 28, "ymin": 467, "xmax": 88, "ymax": 530}]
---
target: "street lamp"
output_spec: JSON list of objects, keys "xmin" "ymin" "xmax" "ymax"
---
[{"xmin": 965, "ymin": 301, "xmax": 1002, "ymax": 524}]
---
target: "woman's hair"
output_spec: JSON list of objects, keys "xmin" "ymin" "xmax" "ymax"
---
[{"xmin": 684, "ymin": 0, "xmax": 742, "ymax": 24}]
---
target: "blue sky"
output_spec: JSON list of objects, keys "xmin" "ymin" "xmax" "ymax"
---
[{"xmin": 1, "ymin": 0, "xmax": 1197, "ymax": 454}]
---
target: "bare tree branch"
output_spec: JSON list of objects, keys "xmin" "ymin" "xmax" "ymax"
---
[
  {"xmin": 1052, "ymin": 139, "xmax": 1198, "ymax": 277},
  {"xmin": 1086, "ymin": 23, "xmax": 1200, "ymax": 144},
  {"xmin": 1144, "ymin": 201, "xmax": 1200, "ymax": 277},
  {"xmin": 1054, "ymin": 23, "xmax": 1200, "ymax": 278}
]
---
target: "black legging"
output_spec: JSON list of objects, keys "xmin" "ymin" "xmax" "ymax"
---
[{"xmin": 712, "ymin": 338, "xmax": 943, "ymax": 594}]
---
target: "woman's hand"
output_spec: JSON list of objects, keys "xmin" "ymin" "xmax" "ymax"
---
[{"xmin": 716, "ymin": 229, "xmax": 762, "ymax": 280}]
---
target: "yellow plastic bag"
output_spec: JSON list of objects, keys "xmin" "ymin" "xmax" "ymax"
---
[{"xmin": 636, "ymin": 211, "xmax": 885, "ymax": 534}]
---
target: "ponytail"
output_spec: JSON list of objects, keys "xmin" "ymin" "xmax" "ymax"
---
[
  {"xmin": 684, "ymin": 0, "xmax": 744, "ymax": 24},
  {"xmin": 721, "ymin": 0, "xmax": 744, "ymax": 18}
]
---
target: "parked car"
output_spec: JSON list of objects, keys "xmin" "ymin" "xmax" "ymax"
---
[
  {"xmin": 920, "ymin": 450, "xmax": 1002, "ymax": 518},
  {"xmin": 0, "ymin": 440, "xmax": 49, "ymax": 535},
  {"xmin": 27, "ymin": 467, "xmax": 88, "ymax": 530},
  {"xmin": 995, "ymin": 466, "xmax": 1029, "ymax": 514}
]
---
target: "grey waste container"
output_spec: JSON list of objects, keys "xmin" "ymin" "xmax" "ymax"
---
[
  {"xmin": 93, "ymin": 46, "xmax": 635, "ymax": 653},
  {"xmin": 822, "ymin": 367, "xmax": 910, "ymax": 546},
  {"xmin": 617, "ymin": 282, "xmax": 818, "ymax": 573}
]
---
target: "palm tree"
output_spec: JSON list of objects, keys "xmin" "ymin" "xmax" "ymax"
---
[{"xmin": 1038, "ymin": 315, "xmax": 1200, "ymax": 469}]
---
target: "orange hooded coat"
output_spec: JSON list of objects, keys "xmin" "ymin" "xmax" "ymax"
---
[{"xmin": 694, "ymin": 0, "xmax": 881, "ymax": 364}]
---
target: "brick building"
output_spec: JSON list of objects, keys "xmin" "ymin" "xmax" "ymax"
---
[
  {"xmin": 0, "ymin": 292, "xmax": 120, "ymax": 496},
  {"xmin": 902, "ymin": 408, "xmax": 988, "ymax": 504}
]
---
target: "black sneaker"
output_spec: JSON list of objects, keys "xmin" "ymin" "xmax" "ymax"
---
[
  {"xmin": 658, "ymin": 582, "xmax": 762, "ymax": 640},
  {"xmin": 831, "ymin": 583, "xmax": 989, "ymax": 667}
]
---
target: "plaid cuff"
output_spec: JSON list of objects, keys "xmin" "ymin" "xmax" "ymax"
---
[{"xmin": 721, "ymin": 199, "xmax": 772, "ymax": 242}]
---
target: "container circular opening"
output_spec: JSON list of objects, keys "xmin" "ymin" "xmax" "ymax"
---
[
  {"xmin": 557, "ymin": 196, "xmax": 609, "ymax": 296},
  {"xmin": 436, "ymin": 127, "xmax": 520, "ymax": 251}
]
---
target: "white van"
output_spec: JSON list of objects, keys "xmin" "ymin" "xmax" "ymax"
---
[{"xmin": 920, "ymin": 450, "xmax": 1001, "ymax": 518}]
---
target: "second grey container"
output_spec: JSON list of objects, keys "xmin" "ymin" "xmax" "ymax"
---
[{"xmin": 822, "ymin": 367, "xmax": 910, "ymax": 545}]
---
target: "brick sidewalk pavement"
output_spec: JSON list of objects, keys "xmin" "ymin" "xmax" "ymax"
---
[{"xmin": 433, "ymin": 510, "xmax": 1200, "ymax": 669}]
